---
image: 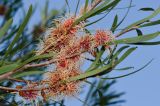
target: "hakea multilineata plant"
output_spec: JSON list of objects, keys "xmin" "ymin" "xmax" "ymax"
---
[
  {"xmin": 14, "ymin": 16, "xmax": 114, "ymax": 101},
  {"xmin": 0, "ymin": 0, "xmax": 160, "ymax": 104},
  {"xmin": 0, "ymin": 15, "xmax": 114, "ymax": 102}
]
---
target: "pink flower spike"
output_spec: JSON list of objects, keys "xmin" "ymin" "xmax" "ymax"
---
[
  {"xmin": 19, "ymin": 89, "xmax": 39, "ymax": 100},
  {"xmin": 63, "ymin": 17, "xmax": 75, "ymax": 28},
  {"xmin": 79, "ymin": 35, "xmax": 93, "ymax": 51},
  {"xmin": 94, "ymin": 30, "xmax": 113, "ymax": 47},
  {"xmin": 63, "ymin": 17, "xmax": 78, "ymax": 34}
]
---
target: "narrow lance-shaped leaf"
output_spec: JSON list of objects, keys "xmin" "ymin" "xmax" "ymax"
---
[
  {"xmin": 85, "ymin": 5, "xmax": 114, "ymax": 27},
  {"xmin": 0, "ymin": 53, "xmax": 55, "ymax": 74},
  {"xmin": 114, "ymin": 66, "xmax": 134, "ymax": 71},
  {"xmin": 102, "ymin": 59, "xmax": 153, "ymax": 79},
  {"xmin": 123, "ymin": 6, "xmax": 160, "ymax": 30},
  {"xmin": 114, "ymin": 0, "xmax": 133, "ymax": 30},
  {"xmin": 111, "ymin": 15, "xmax": 118, "ymax": 32},
  {"xmin": 0, "ymin": 63, "xmax": 19, "ymax": 75},
  {"xmin": 0, "ymin": 18, "xmax": 13, "ymax": 39},
  {"xmin": 41, "ymin": 0, "xmax": 49, "ymax": 25},
  {"xmin": 74, "ymin": 0, "xmax": 120, "ymax": 25},
  {"xmin": 84, "ymin": 0, "xmax": 89, "ymax": 13},
  {"xmin": 100, "ymin": 45, "xmax": 129, "ymax": 66},
  {"xmin": 139, "ymin": 7, "xmax": 155, "ymax": 11},
  {"xmin": 68, "ymin": 47, "xmax": 136, "ymax": 82},
  {"xmin": 68, "ymin": 61, "xmax": 113, "ymax": 82},
  {"xmin": 111, "ymin": 46, "xmax": 130, "ymax": 61},
  {"xmin": 13, "ymin": 70, "xmax": 45, "ymax": 78},
  {"xmin": 90, "ymin": 0, "xmax": 120, "ymax": 17},
  {"xmin": 74, "ymin": 0, "xmax": 80, "ymax": 16},
  {"xmin": 110, "ymin": 32, "xmax": 160, "ymax": 44},
  {"xmin": 103, "ymin": 47, "xmax": 137, "ymax": 75},
  {"xmin": 140, "ymin": 20, "xmax": 160, "ymax": 28},
  {"xmin": 3, "ymin": 5, "xmax": 32, "ymax": 60},
  {"xmin": 131, "ymin": 41, "xmax": 160, "ymax": 45},
  {"xmin": 116, "ymin": 47, "xmax": 137, "ymax": 64},
  {"xmin": 136, "ymin": 29, "xmax": 143, "ymax": 36},
  {"xmin": 85, "ymin": 0, "xmax": 129, "ymax": 27},
  {"xmin": 19, "ymin": 53, "xmax": 56, "ymax": 67},
  {"xmin": 84, "ymin": 80, "xmax": 97, "ymax": 105},
  {"xmin": 87, "ymin": 46, "xmax": 105, "ymax": 72}
]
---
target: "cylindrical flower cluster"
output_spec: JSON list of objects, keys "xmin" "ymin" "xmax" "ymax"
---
[{"xmin": 18, "ymin": 15, "xmax": 114, "ymax": 101}]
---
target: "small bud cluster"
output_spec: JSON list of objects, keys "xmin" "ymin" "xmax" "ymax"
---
[
  {"xmin": 17, "ymin": 83, "xmax": 40, "ymax": 100},
  {"xmin": 18, "ymin": 15, "xmax": 114, "ymax": 101},
  {"xmin": 43, "ymin": 69, "xmax": 81, "ymax": 99}
]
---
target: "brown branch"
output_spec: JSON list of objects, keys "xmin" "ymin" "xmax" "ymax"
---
[
  {"xmin": 115, "ymin": 26, "xmax": 138, "ymax": 38},
  {"xmin": 8, "ymin": 78, "xmax": 27, "ymax": 83},
  {"xmin": 0, "ymin": 51, "xmax": 85, "ymax": 81},
  {"xmin": 0, "ymin": 86, "xmax": 18, "ymax": 92},
  {"xmin": 0, "ymin": 85, "xmax": 43, "ymax": 92}
]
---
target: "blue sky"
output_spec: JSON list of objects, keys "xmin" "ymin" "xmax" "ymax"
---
[{"xmin": 22, "ymin": 0, "xmax": 160, "ymax": 106}]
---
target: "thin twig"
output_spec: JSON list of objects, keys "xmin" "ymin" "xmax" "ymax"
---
[
  {"xmin": 90, "ymin": 0, "xmax": 102, "ymax": 10},
  {"xmin": 8, "ymin": 78, "xmax": 27, "ymax": 83},
  {"xmin": 74, "ymin": 0, "xmax": 80, "ymax": 17},
  {"xmin": 115, "ymin": 26, "xmax": 138, "ymax": 38},
  {"xmin": 0, "ymin": 86, "xmax": 18, "ymax": 92},
  {"xmin": 73, "ymin": 95, "xmax": 90, "ymax": 106},
  {"xmin": 0, "ymin": 51, "xmax": 85, "ymax": 81}
]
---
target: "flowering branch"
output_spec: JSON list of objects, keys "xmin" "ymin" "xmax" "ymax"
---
[{"xmin": 0, "ymin": 1, "xmax": 160, "ymax": 105}]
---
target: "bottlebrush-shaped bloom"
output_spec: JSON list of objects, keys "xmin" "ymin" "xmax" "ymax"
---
[
  {"xmin": 79, "ymin": 35, "xmax": 94, "ymax": 51},
  {"xmin": 43, "ymin": 69, "xmax": 81, "ymax": 100},
  {"xmin": 18, "ymin": 84, "xmax": 39, "ymax": 100},
  {"xmin": 33, "ymin": 15, "xmax": 115, "ymax": 101},
  {"xmin": 36, "ymin": 16, "xmax": 84, "ymax": 55},
  {"xmin": 94, "ymin": 30, "xmax": 114, "ymax": 47},
  {"xmin": 62, "ymin": 17, "xmax": 78, "ymax": 34}
]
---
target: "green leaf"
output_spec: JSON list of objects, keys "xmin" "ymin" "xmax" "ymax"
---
[
  {"xmin": 74, "ymin": 0, "xmax": 80, "ymax": 16},
  {"xmin": 111, "ymin": 46, "xmax": 130, "ymax": 60},
  {"xmin": 84, "ymin": 80, "xmax": 97, "ymax": 105},
  {"xmin": 13, "ymin": 70, "xmax": 45, "ymax": 78},
  {"xmin": 130, "ymin": 41, "xmax": 160, "ymax": 45},
  {"xmin": 0, "ymin": 64, "xmax": 19, "ymax": 74},
  {"xmin": 111, "ymin": 15, "xmax": 118, "ymax": 32},
  {"xmin": 139, "ymin": 8, "xmax": 155, "ymax": 11},
  {"xmin": 116, "ymin": 47, "xmax": 137, "ymax": 64},
  {"xmin": 102, "ymin": 59, "xmax": 153, "ymax": 79},
  {"xmin": 114, "ymin": 66, "xmax": 134, "ymax": 71},
  {"xmin": 97, "ymin": 90, "xmax": 103, "ymax": 99},
  {"xmin": 85, "ymin": 6, "xmax": 113, "ymax": 27},
  {"xmin": 0, "ymin": 18, "xmax": 13, "ymax": 39},
  {"xmin": 68, "ymin": 62, "xmax": 113, "ymax": 82},
  {"xmin": 19, "ymin": 53, "xmax": 56, "ymax": 67},
  {"xmin": 85, "ymin": 0, "xmax": 129, "ymax": 27},
  {"xmin": 84, "ymin": 0, "xmax": 89, "ymax": 13},
  {"xmin": 87, "ymin": 47, "xmax": 105, "ymax": 72},
  {"xmin": 41, "ymin": 0, "xmax": 49, "ymax": 25},
  {"xmin": 74, "ymin": 0, "xmax": 120, "ymax": 25},
  {"xmin": 114, "ymin": 0, "xmax": 133, "ymax": 30},
  {"xmin": 136, "ymin": 29, "xmax": 143, "ymax": 36},
  {"xmin": 4, "ymin": 6, "xmax": 32, "ymax": 59},
  {"xmin": 0, "ymin": 53, "xmax": 55, "ymax": 75},
  {"xmin": 90, "ymin": 0, "xmax": 120, "ymax": 17},
  {"xmin": 68, "ymin": 47, "xmax": 136, "ymax": 82},
  {"xmin": 111, "ymin": 32, "xmax": 160, "ymax": 44},
  {"xmin": 124, "ymin": 6, "xmax": 160, "ymax": 30},
  {"xmin": 140, "ymin": 20, "xmax": 160, "ymax": 27}
]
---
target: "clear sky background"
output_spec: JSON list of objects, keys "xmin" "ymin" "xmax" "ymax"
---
[{"xmin": 22, "ymin": 0, "xmax": 160, "ymax": 106}]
